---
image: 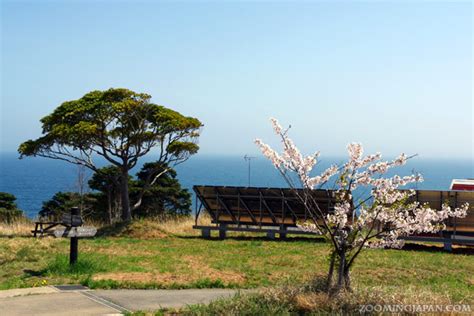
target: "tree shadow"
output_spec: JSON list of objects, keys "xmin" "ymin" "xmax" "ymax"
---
[
  {"xmin": 95, "ymin": 221, "xmax": 131, "ymax": 237},
  {"xmin": 23, "ymin": 269, "xmax": 45, "ymax": 277},
  {"xmin": 400, "ymin": 243, "xmax": 474, "ymax": 255},
  {"xmin": 181, "ymin": 235, "xmax": 474, "ymax": 251},
  {"xmin": 179, "ymin": 235, "xmax": 326, "ymax": 243}
]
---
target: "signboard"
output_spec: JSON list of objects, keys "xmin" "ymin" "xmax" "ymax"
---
[
  {"xmin": 61, "ymin": 213, "xmax": 83, "ymax": 227},
  {"xmin": 450, "ymin": 179, "xmax": 474, "ymax": 191},
  {"xmin": 54, "ymin": 226, "xmax": 97, "ymax": 238}
]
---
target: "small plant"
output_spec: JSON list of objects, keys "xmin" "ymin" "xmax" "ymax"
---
[{"xmin": 32, "ymin": 279, "xmax": 48, "ymax": 288}]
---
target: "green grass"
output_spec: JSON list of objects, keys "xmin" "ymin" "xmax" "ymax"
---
[
  {"xmin": 43, "ymin": 254, "xmax": 109, "ymax": 275},
  {"xmin": 0, "ymin": 234, "xmax": 473, "ymax": 304}
]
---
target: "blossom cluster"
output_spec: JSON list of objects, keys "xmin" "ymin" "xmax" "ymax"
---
[{"xmin": 255, "ymin": 118, "xmax": 469, "ymax": 250}]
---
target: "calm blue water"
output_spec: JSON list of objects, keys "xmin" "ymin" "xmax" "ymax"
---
[{"xmin": 0, "ymin": 153, "xmax": 472, "ymax": 218}]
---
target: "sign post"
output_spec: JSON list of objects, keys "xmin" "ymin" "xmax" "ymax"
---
[
  {"xmin": 52, "ymin": 207, "xmax": 97, "ymax": 265},
  {"xmin": 70, "ymin": 208, "xmax": 79, "ymax": 265}
]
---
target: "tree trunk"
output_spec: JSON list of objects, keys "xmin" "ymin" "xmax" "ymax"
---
[
  {"xmin": 120, "ymin": 170, "xmax": 132, "ymax": 222},
  {"xmin": 330, "ymin": 251, "xmax": 352, "ymax": 295},
  {"xmin": 326, "ymin": 250, "xmax": 336, "ymax": 289},
  {"xmin": 106, "ymin": 187, "xmax": 113, "ymax": 225},
  {"xmin": 336, "ymin": 251, "xmax": 346, "ymax": 290},
  {"xmin": 343, "ymin": 266, "xmax": 351, "ymax": 290}
]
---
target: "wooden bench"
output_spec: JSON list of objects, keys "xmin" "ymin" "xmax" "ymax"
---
[{"xmin": 32, "ymin": 212, "xmax": 83, "ymax": 237}]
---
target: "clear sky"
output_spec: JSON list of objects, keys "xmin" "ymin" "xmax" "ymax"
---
[{"xmin": 1, "ymin": 1, "xmax": 472, "ymax": 160}]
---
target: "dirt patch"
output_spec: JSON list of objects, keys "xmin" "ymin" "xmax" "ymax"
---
[
  {"xmin": 93, "ymin": 272, "xmax": 193, "ymax": 284},
  {"xmin": 93, "ymin": 256, "xmax": 246, "ymax": 286},
  {"xmin": 183, "ymin": 255, "xmax": 246, "ymax": 284}
]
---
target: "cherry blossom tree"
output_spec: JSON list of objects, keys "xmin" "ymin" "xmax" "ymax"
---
[{"xmin": 255, "ymin": 118, "xmax": 468, "ymax": 294}]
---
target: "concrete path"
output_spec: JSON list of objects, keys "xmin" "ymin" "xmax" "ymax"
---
[
  {"xmin": 0, "ymin": 286, "xmax": 246, "ymax": 315},
  {"xmin": 93, "ymin": 289, "xmax": 243, "ymax": 311}
]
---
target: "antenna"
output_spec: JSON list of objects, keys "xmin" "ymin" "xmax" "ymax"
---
[{"xmin": 244, "ymin": 155, "xmax": 256, "ymax": 187}]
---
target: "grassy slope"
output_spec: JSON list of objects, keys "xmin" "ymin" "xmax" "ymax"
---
[{"xmin": 0, "ymin": 225, "xmax": 473, "ymax": 304}]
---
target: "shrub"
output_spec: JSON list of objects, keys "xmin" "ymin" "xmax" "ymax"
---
[{"xmin": 0, "ymin": 192, "xmax": 24, "ymax": 223}]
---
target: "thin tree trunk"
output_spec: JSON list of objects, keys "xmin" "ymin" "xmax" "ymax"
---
[
  {"xmin": 336, "ymin": 251, "xmax": 346, "ymax": 291},
  {"xmin": 115, "ymin": 190, "xmax": 122, "ymax": 222},
  {"xmin": 106, "ymin": 187, "xmax": 113, "ymax": 225},
  {"xmin": 120, "ymin": 170, "xmax": 132, "ymax": 222},
  {"xmin": 343, "ymin": 266, "xmax": 351, "ymax": 290},
  {"xmin": 326, "ymin": 251, "xmax": 336, "ymax": 290}
]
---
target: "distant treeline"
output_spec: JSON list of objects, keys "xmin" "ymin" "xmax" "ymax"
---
[{"xmin": 1, "ymin": 162, "xmax": 191, "ymax": 224}]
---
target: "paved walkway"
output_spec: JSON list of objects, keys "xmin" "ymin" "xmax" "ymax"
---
[{"xmin": 0, "ymin": 286, "xmax": 247, "ymax": 315}]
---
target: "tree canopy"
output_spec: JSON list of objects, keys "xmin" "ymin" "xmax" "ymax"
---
[
  {"xmin": 132, "ymin": 162, "xmax": 191, "ymax": 217},
  {"xmin": 41, "ymin": 163, "xmax": 191, "ymax": 224},
  {"xmin": 19, "ymin": 88, "xmax": 202, "ymax": 221}
]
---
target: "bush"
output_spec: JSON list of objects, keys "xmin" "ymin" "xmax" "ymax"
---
[
  {"xmin": 0, "ymin": 192, "xmax": 24, "ymax": 223},
  {"xmin": 0, "ymin": 208, "xmax": 23, "ymax": 223},
  {"xmin": 40, "ymin": 191, "xmax": 96, "ymax": 220}
]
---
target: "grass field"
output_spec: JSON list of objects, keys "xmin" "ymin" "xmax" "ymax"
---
[{"xmin": 0, "ymin": 218, "xmax": 473, "ymax": 307}]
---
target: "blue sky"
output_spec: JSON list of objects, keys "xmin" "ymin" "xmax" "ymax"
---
[{"xmin": 1, "ymin": 1, "xmax": 472, "ymax": 160}]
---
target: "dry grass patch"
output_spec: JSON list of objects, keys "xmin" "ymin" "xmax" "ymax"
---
[
  {"xmin": 258, "ymin": 280, "xmax": 457, "ymax": 314},
  {"xmin": 97, "ymin": 215, "xmax": 211, "ymax": 239},
  {"xmin": 91, "ymin": 255, "xmax": 246, "ymax": 287},
  {"xmin": 174, "ymin": 279, "xmax": 465, "ymax": 315},
  {"xmin": 0, "ymin": 218, "xmax": 33, "ymax": 237},
  {"xmin": 156, "ymin": 215, "xmax": 211, "ymax": 236},
  {"xmin": 92, "ymin": 272, "xmax": 185, "ymax": 284},
  {"xmin": 183, "ymin": 255, "xmax": 246, "ymax": 285}
]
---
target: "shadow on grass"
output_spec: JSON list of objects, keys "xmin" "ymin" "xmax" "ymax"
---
[
  {"xmin": 400, "ymin": 243, "xmax": 474, "ymax": 255},
  {"xmin": 95, "ymin": 221, "xmax": 131, "ymax": 237},
  {"xmin": 23, "ymin": 254, "xmax": 108, "ymax": 278},
  {"xmin": 181, "ymin": 235, "xmax": 474, "ymax": 253},
  {"xmin": 23, "ymin": 269, "xmax": 43, "ymax": 277},
  {"xmin": 84, "ymin": 277, "xmax": 241, "ymax": 290},
  {"xmin": 179, "ymin": 235, "xmax": 326, "ymax": 243}
]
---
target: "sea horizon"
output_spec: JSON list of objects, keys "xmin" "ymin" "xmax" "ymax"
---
[{"xmin": 0, "ymin": 152, "xmax": 472, "ymax": 218}]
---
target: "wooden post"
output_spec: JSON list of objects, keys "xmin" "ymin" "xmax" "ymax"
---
[
  {"xmin": 202, "ymin": 228, "xmax": 211, "ymax": 238},
  {"xmin": 219, "ymin": 224, "xmax": 227, "ymax": 239},
  {"xmin": 443, "ymin": 240, "xmax": 452, "ymax": 252},
  {"xmin": 70, "ymin": 237, "xmax": 78, "ymax": 264}
]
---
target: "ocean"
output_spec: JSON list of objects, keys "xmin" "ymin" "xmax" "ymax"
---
[{"xmin": 0, "ymin": 153, "xmax": 472, "ymax": 218}]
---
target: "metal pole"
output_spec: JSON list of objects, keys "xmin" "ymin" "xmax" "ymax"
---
[
  {"xmin": 69, "ymin": 207, "xmax": 80, "ymax": 265},
  {"xmin": 248, "ymin": 159, "xmax": 251, "ymax": 187},
  {"xmin": 244, "ymin": 155, "xmax": 255, "ymax": 187}
]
